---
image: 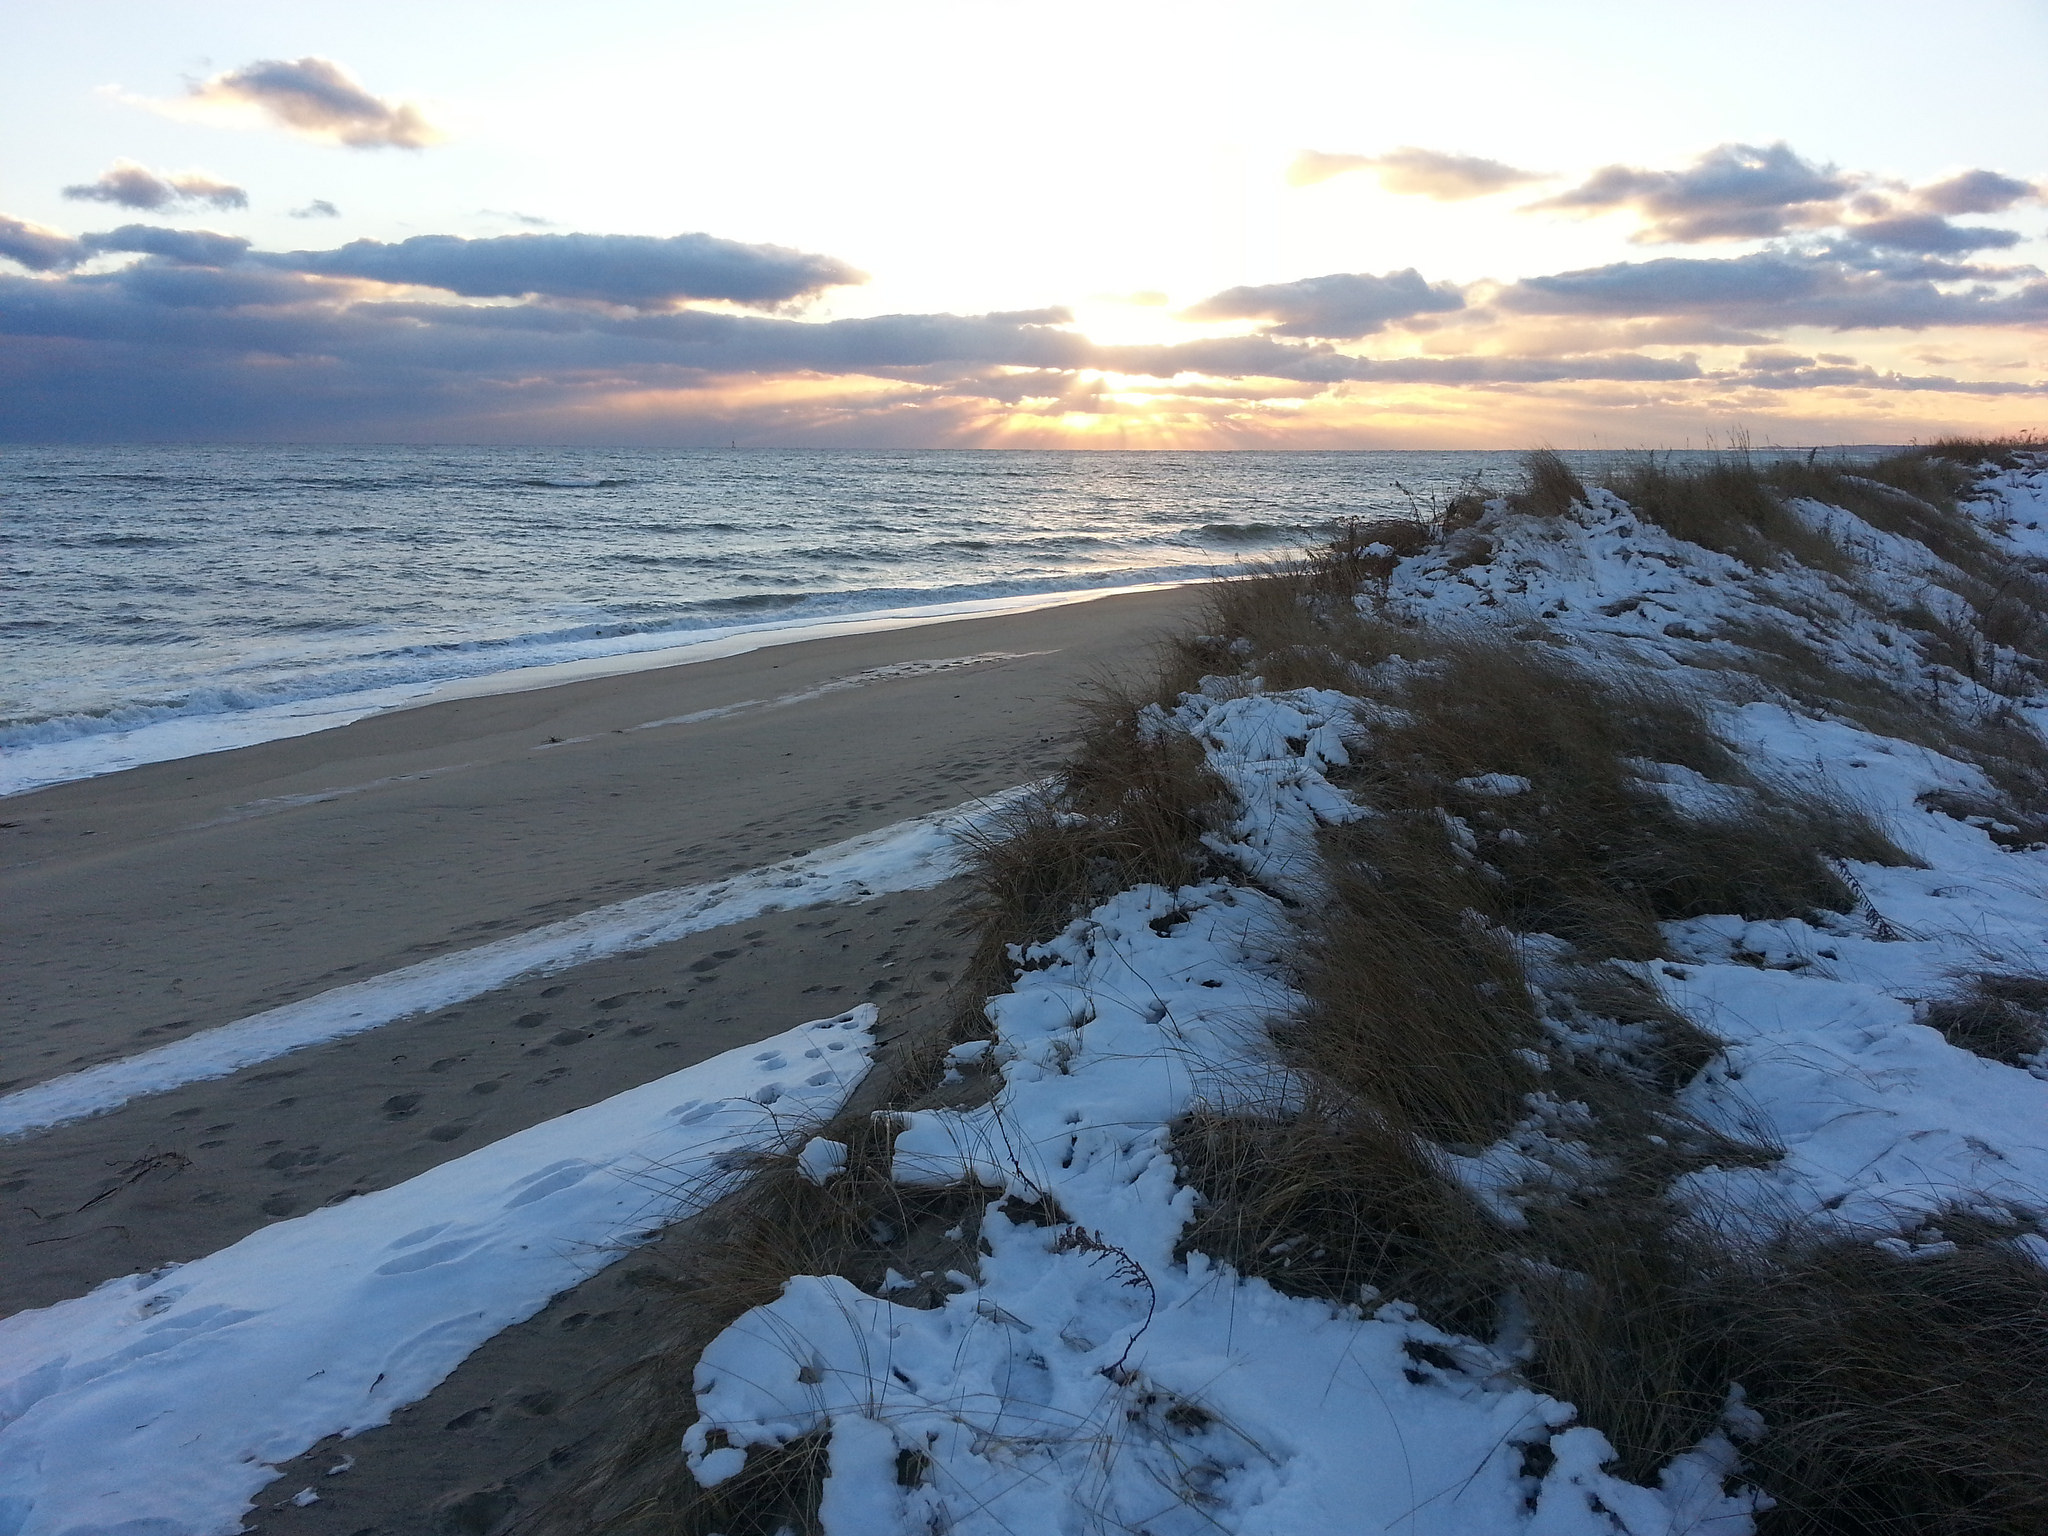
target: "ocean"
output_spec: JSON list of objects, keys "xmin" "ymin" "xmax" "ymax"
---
[{"xmin": 0, "ymin": 444, "xmax": 1855, "ymax": 795}]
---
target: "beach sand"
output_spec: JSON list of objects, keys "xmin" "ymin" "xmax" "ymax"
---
[{"xmin": 0, "ymin": 585, "xmax": 1198, "ymax": 1527}]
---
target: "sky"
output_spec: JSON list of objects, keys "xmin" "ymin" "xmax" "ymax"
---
[{"xmin": 2, "ymin": 0, "xmax": 2044, "ymax": 448}]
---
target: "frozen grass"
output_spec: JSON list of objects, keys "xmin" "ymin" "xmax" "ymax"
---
[
  {"xmin": 1306, "ymin": 812, "xmax": 1547, "ymax": 1141},
  {"xmin": 1922, "ymin": 973, "xmax": 2048, "ymax": 1067},
  {"xmin": 1157, "ymin": 518, "xmax": 1423, "ymax": 699},
  {"xmin": 533, "ymin": 687, "xmax": 1233, "ymax": 1533},
  {"xmin": 1168, "ymin": 448, "xmax": 2048, "ymax": 1521},
  {"xmin": 1607, "ymin": 454, "xmax": 1854, "ymax": 576},
  {"xmin": 1511, "ymin": 448, "xmax": 1588, "ymax": 519},
  {"xmin": 1713, "ymin": 1224, "xmax": 2048, "ymax": 1535},
  {"xmin": 1921, "ymin": 432, "xmax": 2043, "ymax": 472},
  {"xmin": 1338, "ymin": 639, "xmax": 1910, "ymax": 959},
  {"xmin": 530, "ymin": 1111, "xmax": 994, "ymax": 1535},
  {"xmin": 549, "ymin": 441, "xmax": 2048, "ymax": 1534}
]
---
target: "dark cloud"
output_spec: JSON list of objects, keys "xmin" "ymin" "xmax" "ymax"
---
[
  {"xmin": 1498, "ymin": 249, "xmax": 2048, "ymax": 330},
  {"xmin": 266, "ymin": 231, "xmax": 864, "ymax": 308},
  {"xmin": 82, "ymin": 225, "xmax": 253, "ymax": 266},
  {"xmin": 1842, "ymin": 215, "xmax": 2022, "ymax": 254},
  {"xmin": 1913, "ymin": 169, "xmax": 2039, "ymax": 216},
  {"xmin": 1, "ymin": 205, "xmax": 2037, "ymax": 442},
  {"xmin": 84, "ymin": 262, "xmax": 340, "ymax": 309},
  {"xmin": 1183, "ymin": 269, "xmax": 1464, "ymax": 338},
  {"xmin": 62, "ymin": 160, "xmax": 248, "ymax": 212},
  {"xmin": 1289, "ymin": 147, "xmax": 1545, "ymax": 200},
  {"xmin": 0, "ymin": 246, "xmax": 1712, "ymax": 442},
  {"xmin": 290, "ymin": 200, "xmax": 341, "ymax": 220},
  {"xmin": 1529, "ymin": 141, "xmax": 1856, "ymax": 242},
  {"xmin": 0, "ymin": 215, "xmax": 86, "ymax": 272},
  {"xmin": 189, "ymin": 57, "xmax": 436, "ymax": 148},
  {"xmin": 1720, "ymin": 350, "xmax": 2041, "ymax": 395},
  {"xmin": 1100, "ymin": 334, "xmax": 1700, "ymax": 385},
  {"xmin": 1, "ymin": 218, "xmax": 256, "ymax": 274}
]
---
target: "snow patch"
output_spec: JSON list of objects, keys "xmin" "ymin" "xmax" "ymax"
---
[{"xmin": 0, "ymin": 1008, "xmax": 877, "ymax": 1536}]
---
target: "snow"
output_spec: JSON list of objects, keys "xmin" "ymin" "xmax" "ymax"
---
[
  {"xmin": 1373, "ymin": 470, "xmax": 2048, "ymax": 1239},
  {"xmin": 678, "ymin": 455, "xmax": 2048, "ymax": 1533},
  {"xmin": 686, "ymin": 703, "xmax": 1757, "ymax": 1535},
  {"xmin": 0, "ymin": 789, "xmax": 1029, "ymax": 1140},
  {"xmin": 0, "ymin": 1007, "xmax": 876, "ymax": 1536}
]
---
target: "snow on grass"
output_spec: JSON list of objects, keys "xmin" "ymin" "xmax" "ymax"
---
[
  {"xmin": 683, "ymin": 695, "xmax": 1760, "ymax": 1534},
  {"xmin": 1382, "ymin": 466, "xmax": 2048, "ymax": 1237},
  {"xmin": 0, "ymin": 1007, "xmax": 876, "ymax": 1536},
  {"xmin": 1651, "ymin": 704, "xmax": 2048, "ymax": 1233},
  {"xmin": 675, "ymin": 457, "xmax": 2048, "ymax": 1533},
  {"xmin": 0, "ymin": 789, "xmax": 1030, "ymax": 1140}
]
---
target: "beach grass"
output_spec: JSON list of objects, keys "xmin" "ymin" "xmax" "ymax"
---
[{"xmin": 537, "ymin": 438, "xmax": 2048, "ymax": 1535}]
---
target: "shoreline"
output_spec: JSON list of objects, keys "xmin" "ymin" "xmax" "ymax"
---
[
  {"xmin": 2, "ymin": 575, "xmax": 1214, "ymax": 801},
  {"xmin": 3, "ymin": 583, "xmax": 1202, "ymax": 1086}
]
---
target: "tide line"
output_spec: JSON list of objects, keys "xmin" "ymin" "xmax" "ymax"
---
[{"xmin": 0, "ymin": 786, "xmax": 1033, "ymax": 1141}]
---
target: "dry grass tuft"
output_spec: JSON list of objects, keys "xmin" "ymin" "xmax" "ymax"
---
[
  {"xmin": 1511, "ymin": 449, "xmax": 1587, "ymax": 518},
  {"xmin": 1302, "ymin": 813, "xmax": 1546, "ymax": 1143},
  {"xmin": 635, "ymin": 1432, "xmax": 831, "ymax": 1536},
  {"xmin": 530, "ymin": 1109, "xmax": 997, "ymax": 1535},
  {"xmin": 1608, "ymin": 454, "xmax": 1852, "ymax": 575},
  {"xmin": 1719, "ymin": 1228, "xmax": 2048, "ymax": 1535},
  {"xmin": 1338, "ymin": 640, "xmax": 1909, "ymax": 957},
  {"xmin": 1511, "ymin": 1205, "xmax": 1733, "ymax": 1481},
  {"xmin": 1923, "ymin": 973, "xmax": 2048, "ymax": 1067},
  {"xmin": 1163, "ymin": 522, "xmax": 1422, "ymax": 698},
  {"xmin": 1919, "ymin": 433, "xmax": 2042, "ymax": 472},
  {"xmin": 949, "ymin": 689, "xmax": 1229, "ymax": 1000},
  {"xmin": 1172, "ymin": 1105, "xmax": 1505, "ymax": 1331}
]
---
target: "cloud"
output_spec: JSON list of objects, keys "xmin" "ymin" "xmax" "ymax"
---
[
  {"xmin": 0, "ymin": 218, "xmax": 254, "ymax": 273},
  {"xmin": 266, "ymin": 230, "xmax": 864, "ymax": 308},
  {"xmin": 62, "ymin": 160, "xmax": 248, "ymax": 212},
  {"xmin": 1183, "ymin": 269, "xmax": 1465, "ymax": 338},
  {"xmin": 1720, "ymin": 349, "xmax": 2042, "ymax": 395},
  {"xmin": 188, "ymin": 57, "xmax": 436, "ymax": 148},
  {"xmin": 1912, "ymin": 169, "xmax": 2040, "ymax": 216},
  {"xmin": 83, "ymin": 262, "xmax": 340, "ymax": 310},
  {"xmin": 82, "ymin": 225, "xmax": 253, "ymax": 266},
  {"xmin": 1529, "ymin": 141, "xmax": 1857, "ymax": 242},
  {"xmin": 1096, "ymin": 334, "xmax": 1700, "ymax": 386},
  {"xmin": 0, "ymin": 271, "xmax": 1093, "ymax": 438},
  {"xmin": 0, "ymin": 209, "xmax": 2037, "ymax": 443},
  {"xmin": 1838, "ymin": 214, "xmax": 2021, "ymax": 254},
  {"xmin": 0, "ymin": 214, "xmax": 86, "ymax": 272},
  {"xmin": 1289, "ymin": 146, "xmax": 1545, "ymax": 200},
  {"xmin": 290, "ymin": 200, "xmax": 341, "ymax": 220},
  {"xmin": 1497, "ymin": 249, "xmax": 2048, "ymax": 330}
]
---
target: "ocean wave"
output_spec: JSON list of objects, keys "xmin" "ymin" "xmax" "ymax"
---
[
  {"xmin": 1196, "ymin": 522, "xmax": 1297, "ymax": 542},
  {"xmin": 79, "ymin": 533, "xmax": 192, "ymax": 548}
]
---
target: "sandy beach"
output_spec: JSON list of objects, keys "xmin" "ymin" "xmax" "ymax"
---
[{"xmin": 0, "ymin": 585, "xmax": 1197, "ymax": 1522}]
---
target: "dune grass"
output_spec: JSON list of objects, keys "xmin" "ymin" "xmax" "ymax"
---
[
  {"xmin": 1171, "ymin": 445, "xmax": 2048, "ymax": 1520},
  {"xmin": 541, "ymin": 439, "xmax": 2048, "ymax": 1533}
]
